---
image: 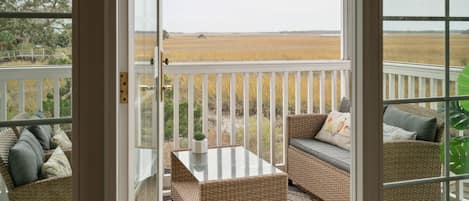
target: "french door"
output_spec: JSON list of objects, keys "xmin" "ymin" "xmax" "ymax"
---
[{"xmin": 128, "ymin": 0, "xmax": 165, "ymax": 200}]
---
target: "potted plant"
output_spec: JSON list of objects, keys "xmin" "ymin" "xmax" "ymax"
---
[{"xmin": 192, "ymin": 132, "xmax": 208, "ymax": 154}]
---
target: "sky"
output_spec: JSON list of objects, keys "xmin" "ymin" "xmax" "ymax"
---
[{"xmin": 135, "ymin": 0, "xmax": 469, "ymax": 33}]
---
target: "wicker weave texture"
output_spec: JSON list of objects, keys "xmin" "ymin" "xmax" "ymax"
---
[
  {"xmin": 286, "ymin": 110, "xmax": 443, "ymax": 201},
  {"xmin": 0, "ymin": 128, "xmax": 72, "ymax": 201},
  {"xmin": 288, "ymin": 146, "xmax": 349, "ymax": 201}
]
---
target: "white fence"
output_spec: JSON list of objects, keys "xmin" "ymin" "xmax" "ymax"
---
[
  {"xmin": 162, "ymin": 60, "xmax": 352, "ymax": 164},
  {"xmin": 0, "ymin": 65, "xmax": 72, "ymax": 120},
  {"xmin": 1, "ymin": 61, "xmax": 465, "ymax": 164}
]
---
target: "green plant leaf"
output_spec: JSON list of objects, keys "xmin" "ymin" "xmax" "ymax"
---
[
  {"xmin": 442, "ymin": 136, "xmax": 469, "ymax": 174},
  {"xmin": 449, "ymin": 65, "xmax": 469, "ymax": 130}
]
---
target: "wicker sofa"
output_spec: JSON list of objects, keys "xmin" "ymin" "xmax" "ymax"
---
[
  {"xmin": 0, "ymin": 127, "xmax": 72, "ymax": 201},
  {"xmin": 286, "ymin": 104, "xmax": 443, "ymax": 201}
]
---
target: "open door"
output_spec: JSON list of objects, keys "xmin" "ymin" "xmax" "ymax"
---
[{"xmin": 128, "ymin": 0, "xmax": 165, "ymax": 200}]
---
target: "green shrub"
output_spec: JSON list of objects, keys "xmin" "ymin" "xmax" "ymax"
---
[{"xmin": 193, "ymin": 132, "xmax": 206, "ymax": 141}]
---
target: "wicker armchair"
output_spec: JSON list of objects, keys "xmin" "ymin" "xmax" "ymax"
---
[
  {"xmin": 0, "ymin": 128, "xmax": 72, "ymax": 201},
  {"xmin": 286, "ymin": 105, "xmax": 443, "ymax": 201}
]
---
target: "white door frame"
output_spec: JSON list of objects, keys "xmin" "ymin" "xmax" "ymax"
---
[{"xmin": 113, "ymin": 0, "xmax": 385, "ymax": 200}]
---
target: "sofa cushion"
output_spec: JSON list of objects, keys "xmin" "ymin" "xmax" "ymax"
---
[
  {"xmin": 8, "ymin": 129, "xmax": 44, "ymax": 186},
  {"xmin": 52, "ymin": 127, "xmax": 72, "ymax": 150},
  {"xmin": 383, "ymin": 106, "xmax": 438, "ymax": 142},
  {"xmin": 27, "ymin": 112, "xmax": 54, "ymax": 150},
  {"xmin": 290, "ymin": 138, "xmax": 351, "ymax": 172},
  {"xmin": 315, "ymin": 111, "xmax": 352, "ymax": 150}
]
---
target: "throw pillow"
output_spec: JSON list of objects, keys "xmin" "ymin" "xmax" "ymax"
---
[
  {"xmin": 315, "ymin": 111, "xmax": 351, "ymax": 150},
  {"xmin": 52, "ymin": 127, "xmax": 72, "ymax": 150},
  {"xmin": 41, "ymin": 147, "xmax": 72, "ymax": 178},
  {"xmin": 8, "ymin": 129, "xmax": 44, "ymax": 186},
  {"xmin": 27, "ymin": 112, "xmax": 54, "ymax": 150},
  {"xmin": 383, "ymin": 123, "xmax": 417, "ymax": 142},
  {"xmin": 383, "ymin": 106, "xmax": 438, "ymax": 142}
]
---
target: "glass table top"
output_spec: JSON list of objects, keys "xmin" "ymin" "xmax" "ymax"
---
[{"xmin": 173, "ymin": 146, "xmax": 283, "ymax": 182}]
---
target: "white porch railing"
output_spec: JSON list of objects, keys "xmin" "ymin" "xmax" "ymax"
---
[
  {"xmin": 383, "ymin": 62, "xmax": 462, "ymax": 104},
  {"xmin": 0, "ymin": 61, "xmax": 466, "ymax": 165},
  {"xmin": 162, "ymin": 60, "xmax": 352, "ymax": 164},
  {"xmin": 0, "ymin": 65, "xmax": 72, "ymax": 121}
]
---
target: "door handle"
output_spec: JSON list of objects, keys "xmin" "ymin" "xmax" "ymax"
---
[{"xmin": 159, "ymin": 51, "xmax": 170, "ymax": 101}]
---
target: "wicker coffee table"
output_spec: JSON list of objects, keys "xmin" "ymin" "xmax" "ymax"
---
[{"xmin": 171, "ymin": 146, "xmax": 288, "ymax": 201}]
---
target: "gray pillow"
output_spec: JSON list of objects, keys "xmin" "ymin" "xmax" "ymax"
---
[
  {"xmin": 8, "ymin": 129, "xmax": 44, "ymax": 186},
  {"xmin": 339, "ymin": 97, "xmax": 351, "ymax": 113},
  {"xmin": 27, "ymin": 113, "xmax": 53, "ymax": 150},
  {"xmin": 383, "ymin": 106, "xmax": 438, "ymax": 142}
]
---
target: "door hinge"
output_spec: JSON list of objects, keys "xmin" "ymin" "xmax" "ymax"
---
[{"xmin": 120, "ymin": 72, "xmax": 128, "ymax": 104}]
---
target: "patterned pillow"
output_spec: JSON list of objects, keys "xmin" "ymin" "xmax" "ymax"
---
[
  {"xmin": 315, "ymin": 111, "xmax": 351, "ymax": 150},
  {"xmin": 41, "ymin": 147, "xmax": 72, "ymax": 178},
  {"xmin": 52, "ymin": 128, "xmax": 72, "ymax": 150}
]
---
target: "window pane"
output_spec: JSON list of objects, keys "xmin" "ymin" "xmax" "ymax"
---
[
  {"xmin": 384, "ymin": 182, "xmax": 444, "ymax": 200},
  {"xmin": 383, "ymin": 0, "xmax": 445, "ymax": 17},
  {"xmin": 383, "ymin": 103, "xmax": 445, "ymax": 181},
  {"xmin": 450, "ymin": 0, "xmax": 469, "ymax": 17},
  {"xmin": 0, "ymin": 18, "xmax": 72, "ymax": 119},
  {"xmin": 383, "ymin": 21, "xmax": 446, "ymax": 100},
  {"xmin": 450, "ymin": 22, "xmax": 469, "ymax": 97},
  {"xmin": 0, "ymin": 0, "xmax": 71, "ymax": 13},
  {"xmin": 384, "ymin": 21, "xmax": 445, "ymax": 65},
  {"xmin": 448, "ymin": 100, "xmax": 469, "ymax": 178},
  {"xmin": 450, "ymin": 179, "xmax": 469, "ymax": 200},
  {"xmin": 0, "ymin": 19, "xmax": 72, "ymax": 66}
]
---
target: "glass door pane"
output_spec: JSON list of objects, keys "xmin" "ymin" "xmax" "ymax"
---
[{"xmin": 130, "ymin": 0, "xmax": 162, "ymax": 200}]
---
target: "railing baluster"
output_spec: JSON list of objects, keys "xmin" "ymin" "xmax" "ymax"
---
[
  {"xmin": 243, "ymin": 73, "xmax": 250, "ymax": 148},
  {"xmin": 54, "ymin": 79, "xmax": 60, "ymax": 117},
  {"xmin": 36, "ymin": 80, "xmax": 43, "ymax": 112},
  {"xmin": 383, "ymin": 73, "xmax": 387, "ymax": 100},
  {"xmin": 269, "ymin": 72, "xmax": 276, "ymax": 164},
  {"xmin": 340, "ymin": 70, "xmax": 346, "ymax": 99},
  {"xmin": 188, "ymin": 75, "xmax": 194, "ymax": 148},
  {"xmin": 398, "ymin": 75, "xmax": 404, "ymax": 99},
  {"xmin": 173, "ymin": 74, "xmax": 180, "ymax": 149},
  {"xmin": 282, "ymin": 72, "xmax": 288, "ymax": 164},
  {"xmin": 430, "ymin": 79, "xmax": 437, "ymax": 110},
  {"xmin": 0, "ymin": 81, "xmax": 6, "ymax": 121},
  {"xmin": 320, "ymin": 71, "xmax": 326, "ymax": 113},
  {"xmin": 331, "ymin": 71, "xmax": 337, "ymax": 111},
  {"xmin": 19, "ymin": 80, "xmax": 25, "ymax": 113},
  {"xmin": 295, "ymin": 71, "xmax": 301, "ymax": 114},
  {"xmin": 408, "ymin": 76, "xmax": 415, "ymax": 98},
  {"xmin": 388, "ymin": 74, "xmax": 395, "ymax": 99},
  {"xmin": 202, "ymin": 74, "xmax": 208, "ymax": 135},
  {"xmin": 256, "ymin": 72, "xmax": 263, "ymax": 157},
  {"xmin": 418, "ymin": 77, "xmax": 426, "ymax": 107},
  {"xmin": 216, "ymin": 74, "xmax": 222, "ymax": 146},
  {"xmin": 307, "ymin": 71, "xmax": 313, "ymax": 114},
  {"xmin": 230, "ymin": 73, "xmax": 236, "ymax": 145},
  {"xmin": 345, "ymin": 70, "xmax": 350, "ymax": 98}
]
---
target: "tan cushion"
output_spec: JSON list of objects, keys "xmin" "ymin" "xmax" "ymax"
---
[
  {"xmin": 314, "ymin": 111, "xmax": 351, "ymax": 150},
  {"xmin": 52, "ymin": 128, "xmax": 72, "ymax": 150},
  {"xmin": 41, "ymin": 147, "xmax": 72, "ymax": 178}
]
